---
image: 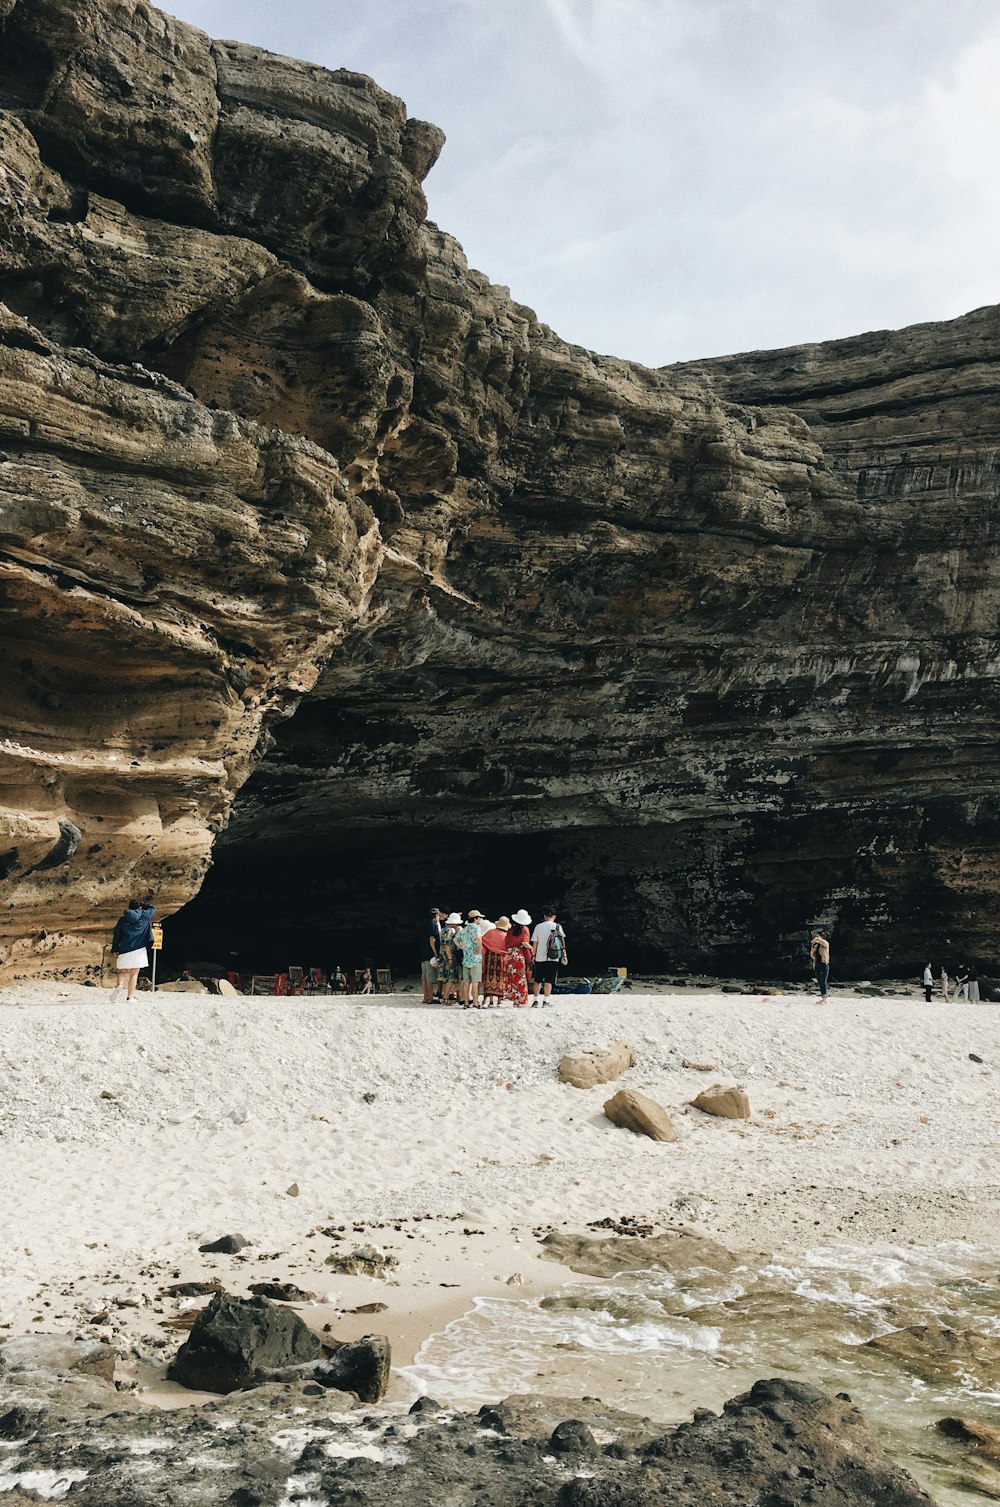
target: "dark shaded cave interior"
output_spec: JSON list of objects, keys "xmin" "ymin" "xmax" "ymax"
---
[{"xmin": 165, "ymin": 691, "xmax": 989, "ymax": 986}]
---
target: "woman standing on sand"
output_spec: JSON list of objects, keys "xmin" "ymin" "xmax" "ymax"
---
[
  {"xmin": 940, "ymin": 966, "xmax": 950, "ymax": 1002},
  {"xmin": 111, "ymin": 897, "xmax": 155, "ymax": 1002},
  {"xmin": 481, "ymin": 916, "xmax": 510, "ymax": 1006},
  {"xmin": 438, "ymin": 913, "xmax": 461, "ymax": 1004},
  {"xmin": 503, "ymin": 910, "xmax": 533, "ymax": 1008}
]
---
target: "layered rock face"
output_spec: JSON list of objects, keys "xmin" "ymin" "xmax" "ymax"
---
[{"xmin": 1, "ymin": 0, "xmax": 998, "ymax": 977}]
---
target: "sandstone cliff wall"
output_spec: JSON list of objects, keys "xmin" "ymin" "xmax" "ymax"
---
[{"xmin": 1, "ymin": 0, "xmax": 997, "ymax": 976}]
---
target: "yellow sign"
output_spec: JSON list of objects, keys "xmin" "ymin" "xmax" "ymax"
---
[{"xmin": 151, "ymin": 925, "xmax": 163, "ymax": 951}]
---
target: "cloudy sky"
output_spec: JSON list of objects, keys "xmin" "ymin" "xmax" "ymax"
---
[{"xmin": 166, "ymin": 0, "xmax": 1000, "ymax": 365}]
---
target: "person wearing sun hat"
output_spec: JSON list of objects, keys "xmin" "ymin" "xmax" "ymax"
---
[
  {"xmin": 438, "ymin": 911, "xmax": 462, "ymax": 1004},
  {"xmin": 481, "ymin": 916, "xmax": 511, "ymax": 1006},
  {"xmin": 503, "ymin": 909, "xmax": 533, "ymax": 1007},
  {"xmin": 454, "ymin": 910, "xmax": 484, "ymax": 1007}
]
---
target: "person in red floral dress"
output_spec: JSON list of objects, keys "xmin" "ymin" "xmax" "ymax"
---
[{"xmin": 503, "ymin": 910, "xmax": 533, "ymax": 1007}]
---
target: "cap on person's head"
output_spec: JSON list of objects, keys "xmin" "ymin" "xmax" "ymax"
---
[
  {"xmin": 445, "ymin": 911, "xmax": 462, "ymax": 925},
  {"xmin": 512, "ymin": 908, "xmax": 532, "ymax": 925},
  {"xmin": 467, "ymin": 909, "xmax": 483, "ymax": 920},
  {"xmin": 497, "ymin": 915, "xmax": 512, "ymax": 930},
  {"xmin": 430, "ymin": 906, "xmax": 441, "ymax": 916}
]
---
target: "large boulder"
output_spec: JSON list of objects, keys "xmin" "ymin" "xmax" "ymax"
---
[
  {"xmin": 559, "ymin": 1041, "xmax": 635, "ymax": 1090},
  {"xmin": 603, "ymin": 1088, "xmax": 677, "ymax": 1142},
  {"xmin": 168, "ymin": 1292, "xmax": 322, "ymax": 1393},
  {"xmin": 314, "ymin": 1334, "xmax": 391, "ymax": 1403},
  {"xmin": 691, "ymin": 1085, "xmax": 750, "ymax": 1119}
]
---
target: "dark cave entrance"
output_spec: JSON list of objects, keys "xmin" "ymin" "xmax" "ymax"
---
[
  {"xmin": 165, "ymin": 680, "xmax": 997, "ymax": 987},
  {"xmin": 166, "ymin": 778, "xmax": 992, "ymax": 986},
  {"xmin": 166, "ymin": 823, "xmax": 674, "ymax": 984}
]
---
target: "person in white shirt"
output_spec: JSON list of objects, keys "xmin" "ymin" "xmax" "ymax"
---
[
  {"xmin": 530, "ymin": 907, "xmax": 568, "ymax": 1004},
  {"xmin": 922, "ymin": 963, "xmax": 933, "ymax": 1002}
]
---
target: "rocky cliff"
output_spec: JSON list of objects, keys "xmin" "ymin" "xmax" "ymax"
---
[{"xmin": 1, "ymin": 0, "xmax": 998, "ymax": 978}]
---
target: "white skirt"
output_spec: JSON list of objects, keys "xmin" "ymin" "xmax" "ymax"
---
[{"xmin": 116, "ymin": 947, "xmax": 148, "ymax": 969}]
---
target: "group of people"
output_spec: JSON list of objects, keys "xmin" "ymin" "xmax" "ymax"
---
[
  {"xmin": 922, "ymin": 962, "xmax": 980, "ymax": 1002},
  {"xmin": 811, "ymin": 929, "xmax": 985, "ymax": 1005},
  {"xmin": 421, "ymin": 907, "xmax": 569, "ymax": 1008}
]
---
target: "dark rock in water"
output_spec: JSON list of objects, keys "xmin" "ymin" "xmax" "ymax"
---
[
  {"xmin": 409, "ymin": 1396, "xmax": 443, "ymax": 1415},
  {"xmin": 863, "ymin": 1323, "xmax": 1000, "ymax": 1387},
  {"xmin": 199, "ymin": 1234, "xmax": 250, "ymax": 1255},
  {"xmin": 314, "ymin": 1334, "xmax": 391, "ymax": 1403},
  {"xmin": 937, "ymin": 1415, "xmax": 1000, "ymax": 1460},
  {"xmin": 168, "ymin": 1292, "xmax": 322, "ymax": 1393},
  {"xmin": 549, "ymin": 1420, "xmax": 601, "ymax": 1457}
]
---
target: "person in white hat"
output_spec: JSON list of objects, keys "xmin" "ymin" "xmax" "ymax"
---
[
  {"xmin": 503, "ymin": 910, "xmax": 533, "ymax": 1007},
  {"xmin": 454, "ymin": 911, "xmax": 484, "ymax": 1007},
  {"xmin": 438, "ymin": 912, "xmax": 463, "ymax": 1004}
]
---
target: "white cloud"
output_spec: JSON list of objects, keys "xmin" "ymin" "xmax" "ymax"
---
[{"xmin": 162, "ymin": 1, "xmax": 1000, "ymax": 362}]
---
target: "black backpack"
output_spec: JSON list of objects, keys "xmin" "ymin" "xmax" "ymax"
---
[{"xmin": 546, "ymin": 924, "xmax": 565, "ymax": 962}]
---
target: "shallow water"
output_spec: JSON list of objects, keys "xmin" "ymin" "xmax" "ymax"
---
[{"xmin": 402, "ymin": 1242, "xmax": 1000, "ymax": 1504}]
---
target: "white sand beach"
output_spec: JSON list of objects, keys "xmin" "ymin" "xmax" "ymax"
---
[{"xmin": 1, "ymin": 983, "xmax": 998, "ymax": 1405}]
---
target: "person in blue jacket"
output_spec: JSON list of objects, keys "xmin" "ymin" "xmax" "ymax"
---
[{"xmin": 111, "ymin": 898, "xmax": 156, "ymax": 1001}]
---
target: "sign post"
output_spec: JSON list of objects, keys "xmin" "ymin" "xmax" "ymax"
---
[{"xmin": 151, "ymin": 924, "xmax": 163, "ymax": 993}]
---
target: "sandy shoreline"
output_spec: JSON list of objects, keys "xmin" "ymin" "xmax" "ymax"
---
[{"xmin": 1, "ymin": 982, "xmax": 998, "ymax": 1406}]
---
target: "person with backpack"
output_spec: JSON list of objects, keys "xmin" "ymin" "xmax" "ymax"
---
[{"xmin": 530, "ymin": 907, "xmax": 568, "ymax": 1004}]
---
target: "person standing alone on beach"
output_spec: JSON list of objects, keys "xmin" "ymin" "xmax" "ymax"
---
[
  {"xmin": 809, "ymin": 930, "xmax": 830, "ymax": 1003},
  {"xmin": 111, "ymin": 897, "xmax": 155, "ymax": 1002}
]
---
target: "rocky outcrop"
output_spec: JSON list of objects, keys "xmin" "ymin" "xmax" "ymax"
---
[
  {"xmin": 862, "ymin": 1323, "xmax": 1000, "ymax": 1388},
  {"xmin": 3, "ymin": 0, "xmax": 1000, "ymax": 976},
  {"xmin": 0, "ymin": 1373, "xmax": 935, "ymax": 1507}
]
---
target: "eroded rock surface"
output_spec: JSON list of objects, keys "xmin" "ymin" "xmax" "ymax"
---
[
  {"xmin": 539, "ymin": 1228, "xmax": 735, "ymax": 1277},
  {"xmin": 2, "ymin": 0, "xmax": 1000, "ymax": 975},
  {"xmin": 0, "ymin": 1371, "xmax": 934, "ymax": 1507}
]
